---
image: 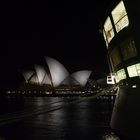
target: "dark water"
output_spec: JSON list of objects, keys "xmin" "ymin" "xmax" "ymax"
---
[{"xmin": 0, "ymin": 96, "xmax": 115, "ymax": 140}]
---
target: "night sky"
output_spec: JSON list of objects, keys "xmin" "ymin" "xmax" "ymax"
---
[{"xmin": 2, "ymin": 0, "xmax": 112, "ymax": 89}]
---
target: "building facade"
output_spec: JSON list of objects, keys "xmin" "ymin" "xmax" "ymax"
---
[
  {"xmin": 101, "ymin": 0, "xmax": 140, "ymax": 139},
  {"xmin": 21, "ymin": 57, "xmax": 92, "ymax": 95},
  {"xmin": 102, "ymin": 0, "xmax": 140, "ymax": 84}
]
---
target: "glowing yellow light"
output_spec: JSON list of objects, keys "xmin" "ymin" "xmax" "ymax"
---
[
  {"xmin": 104, "ymin": 17, "xmax": 115, "ymax": 43},
  {"xmin": 112, "ymin": 1, "xmax": 129, "ymax": 33}
]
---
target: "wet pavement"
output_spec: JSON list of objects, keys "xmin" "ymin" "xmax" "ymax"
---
[{"xmin": 0, "ymin": 96, "xmax": 116, "ymax": 140}]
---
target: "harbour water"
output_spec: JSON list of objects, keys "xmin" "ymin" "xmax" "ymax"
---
[{"xmin": 0, "ymin": 95, "xmax": 115, "ymax": 140}]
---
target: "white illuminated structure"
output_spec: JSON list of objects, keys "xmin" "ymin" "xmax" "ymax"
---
[
  {"xmin": 35, "ymin": 65, "xmax": 46, "ymax": 84},
  {"xmin": 45, "ymin": 57, "xmax": 69, "ymax": 87},
  {"xmin": 42, "ymin": 74, "xmax": 52, "ymax": 85},
  {"xmin": 23, "ymin": 71, "xmax": 34, "ymax": 83},
  {"xmin": 30, "ymin": 74, "xmax": 38, "ymax": 83},
  {"xmin": 60, "ymin": 76, "xmax": 81, "ymax": 86},
  {"xmin": 35, "ymin": 65, "xmax": 51, "ymax": 85},
  {"xmin": 22, "ymin": 57, "xmax": 92, "ymax": 88},
  {"xmin": 71, "ymin": 70, "xmax": 92, "ymax": 87}
]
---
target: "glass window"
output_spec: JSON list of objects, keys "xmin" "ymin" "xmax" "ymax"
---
[
  {"xmin": 136, "ymin": 64, "xmax": 140, "ymax": 75},
  {"xmin": 103, "ymin": 30, "xmax": 108, "ymax": 48},
  {"xmin": 117, "ymin": 69, "xmax": 126, "ymax": 81},
  {"xmin": 104, "ymin": 16, "xmax": 115, "ymax": 43},
  {"xmin": 112, "ymin": 1, "xmax": 129, "ymax": 33},
  {"xmin": 127, "ymin": 63, "xmax": 140, "ymax": 77},
  {"xmin": 110, "ymin": 47, "xmax": 121, "ymax": 67},
  {"xmin": 120, "ymin": 38, "xmax": 137, "ymax": 60},
  {"xmin": 114, "ymin": 73, "xmax": 120, "ymax": 83}
]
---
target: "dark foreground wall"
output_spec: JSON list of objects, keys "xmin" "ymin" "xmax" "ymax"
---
[{"xmin": 111, "ymin": 85, "xmax": 140, "ymax": 139}]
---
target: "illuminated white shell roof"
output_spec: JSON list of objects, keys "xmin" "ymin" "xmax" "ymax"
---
[
  {"xmin": 35, "ymin": 65, "xmax": 46, "ymax": 84},
  {"xmin": 22, "ymin": 57, "xmax": 92, "ymax": 88},
  {"xmin": 23, "ymin": 71, "xmax": 34, "ymax": 82},
  {"xmin": 34, "ymin": 65, "xmax": 51, "ymax": 85},
  {"xmin": 30, "ymin": 74, "xmax": 38, "ymax": 83},
  {"xmin": 60, "ymin": 76, "xmax": 80, "ymax": 86},
  {"xmin": 71, "ymin": 70, "xmax": 92, "ymax": 87},
  {"xmin": 42, "ymin": 73, "xmax": 51, "ymax": 85},
  {"xmin": 45, "ymin": 57, "xmax": 69, "ymax": 87}
]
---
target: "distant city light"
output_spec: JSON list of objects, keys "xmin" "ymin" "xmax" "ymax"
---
[
  {"xmin": 102, "ymin": 132, "xmax": 120, "ymax": 140},
  {"xmin": 132, "ymin": 85, "xmax": 137, "ymax": 88}
]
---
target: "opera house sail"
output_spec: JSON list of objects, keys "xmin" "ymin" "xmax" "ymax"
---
[
  {"xmin": 35, "ymin": 65, "xmax": 51, "ymax": 85},
  {"xmin": 71, "ymin": 70, "xmax": 92, "ymax": 87},
  {"xmin": 23, "ymin": 71, "xmax": 34, "ymax": 83},
  {"xmin": 21, "ymin": 57, "xmax": 92, "ymax": 94},
  {"xmin": 45, "ymin": 57, "xmax": 69, "ymax": 87}
]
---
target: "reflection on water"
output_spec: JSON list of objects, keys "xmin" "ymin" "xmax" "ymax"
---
[
  {"xmin": 102, "ymin": 132, "xmax": 120, "ymax": 140},
  {"xmin": 0, "ymin": 96, "xmax": 115, "ymax": 140}
]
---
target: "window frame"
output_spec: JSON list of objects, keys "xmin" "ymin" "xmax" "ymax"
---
[{"xmin": 111, "ymin": 0, "xmax": 129, "ymax": 33}]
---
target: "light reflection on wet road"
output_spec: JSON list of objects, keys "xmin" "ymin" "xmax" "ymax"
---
[{"xmin": 0, "ymin": 96, "xmax": 115, "ymax": 140}]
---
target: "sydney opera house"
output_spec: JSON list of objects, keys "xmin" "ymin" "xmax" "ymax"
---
[{"xmin": 19, "ymin": 57, "xmax": 93, "ymax": 95}]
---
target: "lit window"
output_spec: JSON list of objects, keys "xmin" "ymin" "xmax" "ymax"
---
[
  {"xmin": 136, "ymin": 64, "xmax": 140, "ymax": 75},
  {"xmin": 120, "ymin": 38, "xmax": 137, "ymax": 60},
  {"xmin": 104, "ymin": 16, "xmax": 115, "ymax": 43},
  {"xmin": 103, "ymin": 30, "xmax": 108, "ymax": 48},
  {"xmin": 117, "ymin": 69, "xmax": 126, "ymax": 81},
  {"xmin": 114, "ymin": 73, "xmax": 120, "ymax": 83},
  {"xmin": 127, "ymin": 63, "xmax": 140, "ymax": 77},
  {"xmin": 112, "ymin": 1, "xmax": 129, "ymax": 33}
]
